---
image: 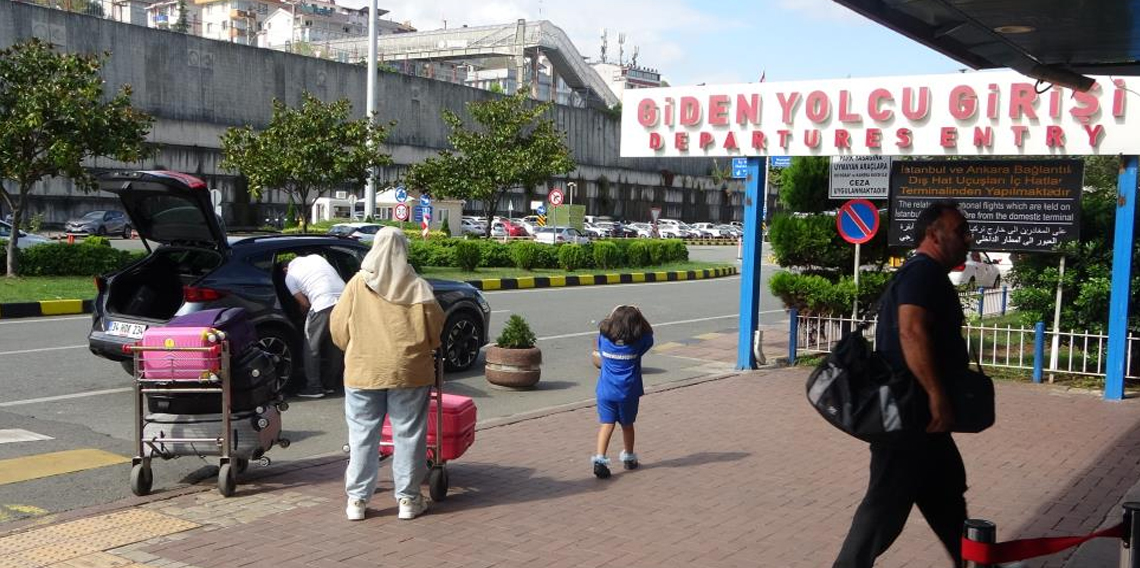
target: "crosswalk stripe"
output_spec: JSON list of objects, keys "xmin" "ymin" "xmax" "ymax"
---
[
  {"xmin": 0, "ymin": 429, "xmax": 54, "ymax": 444},
  {"xmin": 0, "ymin": 449, "xmax": 129, "ymax": 486}
]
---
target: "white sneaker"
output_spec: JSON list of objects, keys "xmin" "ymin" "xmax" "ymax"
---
[
  {"xmin": 397, "ymin": 495, "xmax": 427, "ymax": 520},
  {"xmin": 346, "ymin": 498, "xmax": 366, "ymax": 521}
]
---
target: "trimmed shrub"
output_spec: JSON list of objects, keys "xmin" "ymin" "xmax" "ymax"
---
[
  {"xmin": 511, "ymin": 241, "xmax": 544, "ymax": 270},
  {"xmin": 427, "ymin": 244, "xmax": 455, "ymax": 267},
  {"xmin": 647, "ymin": 240, "xmax": 669, "ymax": 265},
  {"xmin": 453, "ymin": 240, "xmax": 481, "ymax": 272},
  {"xmin": 476, "ymin": 240, "xmax": 513, "ymax": 267},
  {"xmin": 663, "ymin": 240, "xmax": 689, "ymax": 262},
  {"xmin": 83, "ymin": 236, "xmax": 112, "ymax": 248},
  {"xmin": 495, "ymin": 314, "xmax": 536, "ymax": 348},
  {"xmin": 592, "ymin": 241, "xmax": 621, "ymax": 269},
  {"xmin": 626, "ymin": 241, "xmax": 651, "ymax": 267},
  {"xmin": 407, "ymin": 240, "xmax": 430, "ymax": 272},
  {"xmin": 19, "ymin": 242, "xmax": 130, "ymax": 276},
  {"xmin": 557, "ymin": 244, "xmax": 590, "ymax": 271}
]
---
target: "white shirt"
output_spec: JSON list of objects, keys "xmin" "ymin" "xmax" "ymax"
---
[{"xmin": 285, "ymin": 255, "xmax": 345, "ymax": 313}]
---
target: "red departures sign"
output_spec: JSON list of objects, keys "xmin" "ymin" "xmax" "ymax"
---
[{"xmin": 618, "ymin": 71, "xmax": 1140, "ymax": 158}]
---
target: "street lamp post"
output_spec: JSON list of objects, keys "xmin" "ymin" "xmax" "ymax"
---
[
  {"xmin": 567, "ymin": 181, "xmax": 577, "ymax": 206},
  {"xmin": 363, "ymin": 0, "xmax": 378, "ymax": 220}
]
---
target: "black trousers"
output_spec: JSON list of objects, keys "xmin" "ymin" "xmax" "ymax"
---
[{"xmin": 833, "ymin": 433, "xmax": 968, "ymax": 568}]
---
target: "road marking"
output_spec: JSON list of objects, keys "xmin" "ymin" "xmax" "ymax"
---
[
  {"xmin": 0, "ymin": 388, "xmax": 132, "ymax": 408},
  {"xmin": 0, "ymin": 344, "xmax": 87, "ymax": 357},
  {"xmin": 0, "ymin": 315, "xmax": 89, "ymax": 326},
  {"xmin": 0, "ymin": 504, "xmax": 49, "ymax": 522},
  {"xmin": 0, "ymin": 429, "xmax": 54, "ymax": 444},
  {"xmin": 0, "ymin": 449, "xmax": 129, "ymax": 486},
  {"xmin": 490, "ymin": 310, "xmax": 511, "ymax": 314}
]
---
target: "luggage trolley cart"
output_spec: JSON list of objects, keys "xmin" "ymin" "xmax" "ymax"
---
[
  {"xmin": 126, "ymin": 339, "xmax": 289, "ymax": 497},
  {"xmin": 345, "ymin": 349, "xmax": 476, "ymax": 502}
]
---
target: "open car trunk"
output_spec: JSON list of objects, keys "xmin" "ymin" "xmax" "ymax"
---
[{"xmin": 107, "ymin": 247, "xmax": 225, "ymax": 320}]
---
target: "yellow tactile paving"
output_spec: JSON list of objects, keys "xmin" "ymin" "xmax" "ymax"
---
[
  {"xmin": 0, "ymin": 509, "xmax": 198, "ymax": 567},
  {"xmin": 0, "ymin": 450, "xmax": 129, "ymax": 486},
  {"xmin": 694, "ymin": 333, "xmax": 727, "ymax": 340}
]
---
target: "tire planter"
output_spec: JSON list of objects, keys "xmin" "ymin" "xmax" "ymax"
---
[{"xmin": 485, "ymin": 346, "xmax": 542, "ymax": 389}]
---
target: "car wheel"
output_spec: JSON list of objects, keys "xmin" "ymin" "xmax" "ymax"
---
[
  {"xmin": 257, "ymin": 327, "xmax": 297, "ymax": 393},
  {"xmin": 442, "ymin": 312, "xmax": 482, "ymax": 372},
  {"xmin": 96, "ymin": 226, "xmax": 107, "ymax": 237},
  {"xmin": 122, "ymin": 225, "xmax": 132, "ymax": 239}
]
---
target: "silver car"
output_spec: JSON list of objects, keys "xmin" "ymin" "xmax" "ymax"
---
[
  {"xmin": 66, "ymin": 210, "xmax": 132, "ymax": 238},
  {"xmin": 0, "ymin": 221, "xmax": 51, "ymax": 248}
]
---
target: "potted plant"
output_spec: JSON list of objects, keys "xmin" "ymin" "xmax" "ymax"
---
[{"xmin": 485, "ymin": 315, "xmax": 541, "ymax": 389}]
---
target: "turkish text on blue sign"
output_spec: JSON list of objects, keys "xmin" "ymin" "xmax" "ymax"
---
[{"xmin": 414, "ymin": 205, "xmax": 433, "ymax": 223}]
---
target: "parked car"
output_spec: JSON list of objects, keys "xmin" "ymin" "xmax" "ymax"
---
[
  {"xmin": 65, "ymin": 210, "xmax": 132, "ymax": 238},
  {"xmin": 533, "ymin": 227, "xmax": 590, "ymax": 245},
  {"xmin": 87, "ymin": 171, "xmax": 492, "ymax": 389},
  {"xmin": 691, "ymin": 222, "xmax": 729, "ymax": 237},
  {"xmin": 327, "ymin": 222, "xmax": 383, "ymax": 242},
  {"xmin": 582, "ymin": 221, "xmax": 609, "ymax": 238},
  {"xmin": 460, "ymin": 217, "xmax": 486, "ymax": 235},
  {"xmin": 491, "ymin": 218, "xmax": 527, "ymax": 237},
  {"xmin": 0, "ymin": 220, "xmax": 51, "ymax": 249},
  {"xmin": 715, "ymin": 224, "xmax": 742, "ymax": 238},
  {"xmin": 628, "ymin": 222, "xmax": 657, "ymax": 238},
  {"xmin": 949, "ymin": 250, "xmax": 1003, "ymax": 288}
]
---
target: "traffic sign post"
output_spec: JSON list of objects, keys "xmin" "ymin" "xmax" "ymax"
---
[
  {"xmin": 836, "ymin": 199, "xmax": 881, "ymax": 318},
  {"xmin": 394, "ymin": 202, "xmax": 410, "ymax": 221},
  {"xmin": 548, "ymin": 189, "xmax": 564, "ymax": 206}
]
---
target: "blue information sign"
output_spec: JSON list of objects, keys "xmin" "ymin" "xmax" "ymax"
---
[
  {"xmin": 770, "ymin": 156, "xmax": 792, "ymax": 168},
  {"xmin": 413, "ymin": 205, "xmax": 432, "ymax": 223},
  {"xmin": 836, "ymin": 199, "xmax": 880, "ymax": 245},
  {"xmin": 419, "ymin": 194, "xmax": 431, "ymax": 207},
  {"xmin": 731, "ymin": 158, "xmax": 749, "ymax": 179},
  {"xmin": 395, "ymin": 186, "xmax": 408, "ymax": 203},
  {"xmin": 536, "ymin": 204, "xmax": 546, "ymax": 216}
]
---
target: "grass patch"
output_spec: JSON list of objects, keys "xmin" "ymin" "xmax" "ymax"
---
[
  {"xmin": 419, "ymin": 261, "xmax": 731, "ymax": 282},
  {"xmin": 0, "ymin": 276, "xmax": 97, "ymax": 303}
]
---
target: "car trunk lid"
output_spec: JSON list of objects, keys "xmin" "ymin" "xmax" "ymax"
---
[{"xmin": 98, "ymin": 170, "xmax": 228, "ymax": 252}]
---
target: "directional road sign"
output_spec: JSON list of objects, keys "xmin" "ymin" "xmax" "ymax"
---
[
  {"xmin": 394, "ymin": 202, "xmax": 410, "ymax": 221},
  {"xmin": 395, "ymin": 186, "xmax": 408, "ymax": 203},
  {"xmin": 548, "ymin": 188, "xmax": 564, "ymax": 206},
  {"xmin": 770, "ymin": 156, "xmax": 792, "ymax": 168},
  {"xmin": 731, "ymin": 158, "xmax": 749, "ymax": 179},
  {"xmin": 419, "ymin": 194, "xmax": 431, "ymax": 207},
  {"xmin": 836, "ymin": 199, "xmax": 881, "ymax": 245},
  {"xmin": 536, "ymin": 204, "xmax": 546, "ymax": 216}
]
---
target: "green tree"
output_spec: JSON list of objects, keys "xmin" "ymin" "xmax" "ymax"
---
[
  {"xmin": 0, "ymin": 39, "xmax": 152, "ymax": 277},
  {"xmin": 220, "ymin": 93, "xmax": 393, "ymax": 233},
  {"xmin": 405, "ymin": 89, "xmax": 575, "ymax": 237},
  {"xmin": 173, "ymin": 0, "xmax": 190, "ymax": 33},
  {"xmin": 778, "ymin": 156, "xmax": 831, "ymax": 213}
]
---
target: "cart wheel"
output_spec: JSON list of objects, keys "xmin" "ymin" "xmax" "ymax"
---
[
  {"xmin": 235, "ymin": 458, "xmax": 249, "ymax": 474},
  {"xmin": 258, "ymin": 456, "xmax": 272, "ymax": 467},
  {"xmin": 218, "ymin": 463, "xmax": 236, "ymax": 497},
  {"xmin": 341, "ymin": 443, "xmax": 350, "ymax": 454},
  {"xmin": 130, "ymin": 463, "xmax": 153, "ymax": 496},
  {"xmin": 428, "ymin": 467, "xmax": 448, "ymax": 502},
  {"xmin": 278, "ymin": 437, "xmax": 291, "ymax": 449},
  {"xmin": 277, "ymin": 401, "xmax": 289, "ymax": 413}
]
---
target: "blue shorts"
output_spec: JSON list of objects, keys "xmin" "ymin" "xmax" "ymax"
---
[{"xmin": 597, "ymin": 398, "xmax": 639, "ymax": 425}]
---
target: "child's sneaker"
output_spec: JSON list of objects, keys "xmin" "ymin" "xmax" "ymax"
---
[
  {"xmin": 620, "ymin": 451, "xmax": 639, "ymax": 470},
  {"xmin": 397, "ymin": 495, "xmax": 427, "ymax": 520},
  {"xmin": 346, "ymin": 498, "xmax": 366, "ymax": 521},
  {"xmin": 592, "ymin": 455, "xmax": 611, "ymax": 479}
]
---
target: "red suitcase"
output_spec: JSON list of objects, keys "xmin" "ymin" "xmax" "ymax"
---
[
  {"xmin": 380, "ymin": 393, "xmax": 476, "ymax": 462},
  {"xmin": 138, "ymin": 326, "xmax": 226, "ymax": 381}
]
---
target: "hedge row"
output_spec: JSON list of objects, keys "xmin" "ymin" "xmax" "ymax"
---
[
  {"xmin": 407, "ymin": 238, "xmax": 689, "ymax": 272},
  {"xmin": 768, "ymin": 270, "xmax": 892, "ymax": 316},
  {"xmin": 0, "ymin": 239, "xmax": 147, "ymax": 276}
]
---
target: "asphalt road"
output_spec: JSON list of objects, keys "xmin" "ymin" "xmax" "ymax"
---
[{"xmin": 0, "ymin": 245, "xmax": 784, "ymax": 523}]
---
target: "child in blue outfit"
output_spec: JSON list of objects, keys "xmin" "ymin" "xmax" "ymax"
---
[{"xmin": 592, "ymin": 305, "xmax": 654, "ymax": 479}]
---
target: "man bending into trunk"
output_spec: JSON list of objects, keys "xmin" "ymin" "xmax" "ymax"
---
[{"xmin": 284, "ymin": 254, "xmax": 346, "ymax": 399}]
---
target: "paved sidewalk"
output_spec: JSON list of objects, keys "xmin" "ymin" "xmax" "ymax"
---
[{"xmin": 2, "ymin": 366, "xmax": 1139, "ymax": 568}]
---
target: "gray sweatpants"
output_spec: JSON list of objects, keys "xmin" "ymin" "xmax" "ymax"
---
[{"xmin": 302, "ymin": 306, "xmax": 341, "ymax": 392}]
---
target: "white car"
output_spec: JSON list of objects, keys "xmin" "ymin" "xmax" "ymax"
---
[
  {"xmin": 0, "ymin": 221, "xmax": 51, "ymax": 248},
  {"xmin": 691, "ymin": 223, "xmax": 726, "ymax": 237},
  {"xmin": 460, "ymin": 218, "xmax": 486, "ymax": 235},
  {"xmin": 533, "ymin": 227, "xmax": 590, "ymax": 245},
  {"xmin": 949, "ymin": 251, "xmax": 1004, "ymax": 288},
  {"xmin": 327, "ymin": 222, "xmax": 382, "ymax": 242},
  {"xmin": 628, "ymin": 222, "xmax": 656, "ymax": 238}
]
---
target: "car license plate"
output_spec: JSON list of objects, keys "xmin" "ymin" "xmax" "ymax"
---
[{"xmin": 107, "ymin": 321, "xmax": 147, "ymax": 339}]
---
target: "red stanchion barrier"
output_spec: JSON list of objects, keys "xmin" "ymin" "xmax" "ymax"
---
[
  {"xmin": 962, "ymin": 522, "xmax": 1125, "ymax": 564},
  {"xmin": 67, "ymin": 233, "xmax": 74, "ymax": 245}
]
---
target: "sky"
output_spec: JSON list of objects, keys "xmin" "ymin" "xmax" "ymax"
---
[{"xmin": 337, "ymin": 0, "xmax": 968, "ymax": 86}]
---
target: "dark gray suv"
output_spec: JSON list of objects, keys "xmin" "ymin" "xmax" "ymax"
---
[
  {"xmin": 66, "ymin": 210, "xmax": 132, "ymax": 238},
  {"xmin": 87, "ymin": 171, "xmax": 491, "ymax": 389}
]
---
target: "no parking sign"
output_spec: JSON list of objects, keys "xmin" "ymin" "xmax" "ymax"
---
[{"xmin": 836, "ymin": 199, "xmax": 880, "ymax": 245}]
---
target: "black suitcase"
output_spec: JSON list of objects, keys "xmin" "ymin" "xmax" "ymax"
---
[{"xmin": 147, "ymin": 348, "xmax": 278, "ymax": 414}]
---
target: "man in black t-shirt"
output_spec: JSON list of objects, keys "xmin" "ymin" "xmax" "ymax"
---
[{"xmin": 833, "ymin": 201, "xmax": 972, "ymax": 568}]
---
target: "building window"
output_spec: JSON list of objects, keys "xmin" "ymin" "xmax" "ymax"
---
[{"xmin": 206, "ymin": 22, "xmax": 213, "ymax": 33}]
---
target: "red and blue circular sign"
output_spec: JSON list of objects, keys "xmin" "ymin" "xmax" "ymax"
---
[{"xmin": 836, "ymin": 199, "xmax": 880, "ymax": 245}]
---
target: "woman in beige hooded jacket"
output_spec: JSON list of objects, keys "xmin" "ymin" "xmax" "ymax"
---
[{"xmin": 331, "ymin": 227, "xmax": 444, "ymax": 521}]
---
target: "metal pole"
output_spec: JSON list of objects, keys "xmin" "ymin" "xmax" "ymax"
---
[
  {"xmin": 852, "ymin": 242, "xmax": 861, "ymax": 321},
  {"xmin": 1049, "ymin": 255, "xmax": 1066, "ymax": 382},
  {"xmin": 788, "ymin": 308, "xmax": 798, "ymax": 365},
  {"xmin": 736, "ymin": 157, "xmax": 766, "ymax": 370},
  {"xmin": 1105, "ymin": 155, "xmax": 1138, "ymax": 401},
  {"xmin": 963, "ymin": 518, "xmax": 997, "ymax": 568},
  {"xmin": 1124, "ymin": 502, "xmax": 1140, "ymax": 568},
  {"xmin": 363, "ymin": 0, "xmax": 378, "ymax": 220}
]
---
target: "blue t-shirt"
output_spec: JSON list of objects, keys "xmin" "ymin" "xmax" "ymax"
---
[{"xmin": 596, "ymin": 333, "xmax": 654, "ymax": 402}]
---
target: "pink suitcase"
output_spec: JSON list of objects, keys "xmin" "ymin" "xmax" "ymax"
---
[
  {"xmin": 138, "ymin": 326, "xmax": 226, "ymax": 381},
  {"xmin": 380, "ymin": 393, "xmax": 476, "ymax": 462}
]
